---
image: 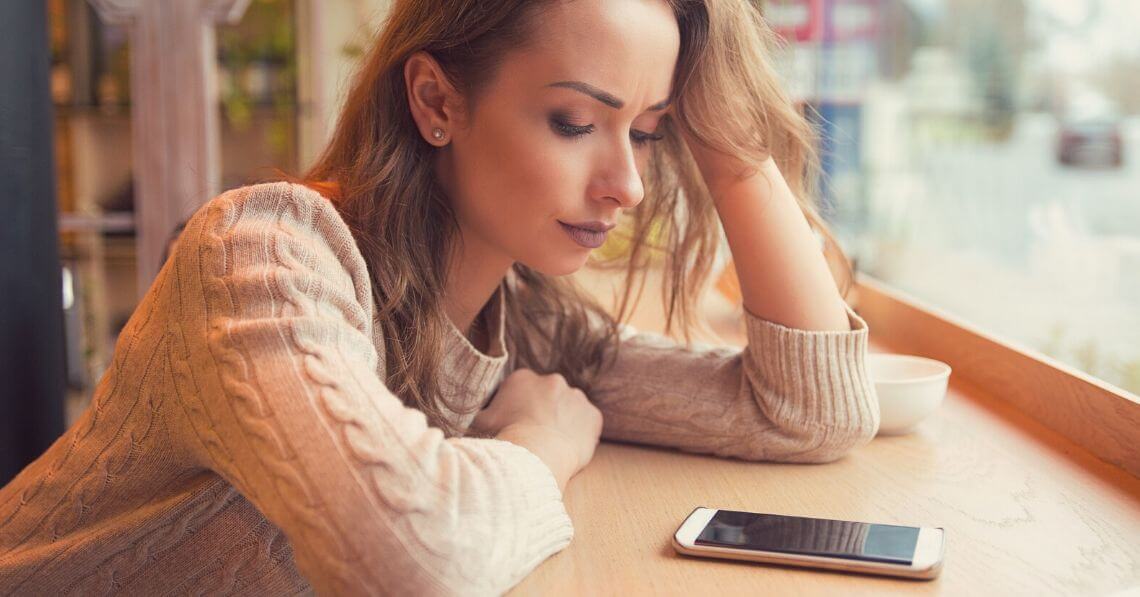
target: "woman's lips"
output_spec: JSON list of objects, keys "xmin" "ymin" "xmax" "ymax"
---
[{"xmin": 559, "ymin": 221, "xmax": 608, "ymax": 248}]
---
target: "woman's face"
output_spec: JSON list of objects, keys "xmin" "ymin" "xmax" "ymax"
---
[{"xmin": 430, "ymin": 0, "xmax": 681, "ymax": 277}]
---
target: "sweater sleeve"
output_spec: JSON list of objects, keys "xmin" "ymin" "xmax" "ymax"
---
[
  {"xmin": 584, "ymin": 301, "xmax": 881, "ymax": 463},
  {"xmin": 170, "ymin": 183, "xmax": 572, "ymax": 596}
]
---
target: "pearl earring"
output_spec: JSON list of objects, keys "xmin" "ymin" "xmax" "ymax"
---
[{"xmin": 432, "ymin": 128, "xmax": 445, "ymax": 140}]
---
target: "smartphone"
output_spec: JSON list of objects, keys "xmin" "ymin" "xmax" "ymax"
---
[{"xmin": 672, "ymin": 507, "xmax": 944, "ymax": 580}]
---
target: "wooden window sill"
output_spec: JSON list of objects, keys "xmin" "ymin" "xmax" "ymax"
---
[{"xmin": 852, "ymin": 272, "xmax": 1140, "ymax": 478}]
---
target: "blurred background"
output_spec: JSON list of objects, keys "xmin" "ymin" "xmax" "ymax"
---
[
  {"xmin": 19, "ymin": 0, "xmax": 1140, "ymax": 437},
  {"xmin": 764, "ymin": 0, "xmax": 1140, "ymax": 401}
]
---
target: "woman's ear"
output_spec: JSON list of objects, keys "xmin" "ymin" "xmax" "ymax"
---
[{"xmin": 404, "ymin": 50, "xmax": 463, "ymax": 147}]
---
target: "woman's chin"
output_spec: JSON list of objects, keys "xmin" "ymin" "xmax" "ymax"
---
[{"xmin": 521, "ymin": 252, "xmax": 591, "ymax": 277}]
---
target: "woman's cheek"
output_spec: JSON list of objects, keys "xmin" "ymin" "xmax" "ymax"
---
[{"xmin": 538, "ymin": 143, "xmax": 588, "ymax": 190}]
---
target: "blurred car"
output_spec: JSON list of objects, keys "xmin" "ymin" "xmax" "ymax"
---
[{"xmin": 1056, "ymin": 118, "xmax": 1124, "ymax": 169}]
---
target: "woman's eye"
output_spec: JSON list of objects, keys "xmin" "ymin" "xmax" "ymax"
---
[
  {"xmin": 550, "ymin": 118, "xmax": 665, "ymax": 147},
  {"xmin": 550, "ymin": 118, "xmax": 594, "ymax": 138},
  {"xmin": 631, "ymin": 130, "xmax": 665, "ymax": 147}
]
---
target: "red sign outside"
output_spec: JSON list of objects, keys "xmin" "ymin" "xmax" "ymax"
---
[
  {"xmin": 765, "ymin": 0, "xmax": 879, "ymax": 44},
  {"xmin": 765, "ymin": 0, "xmax": 822, "ymax": 43}
]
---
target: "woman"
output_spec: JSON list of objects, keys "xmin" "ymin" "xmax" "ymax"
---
[{"xmin": 0, "ymin": 0, "xmax": 879, "ymax": 594}]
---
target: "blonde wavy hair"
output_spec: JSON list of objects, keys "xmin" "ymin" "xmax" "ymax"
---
[{"xmin": 294, "ymin": 0, "xmax": 854, "ymax": 437}]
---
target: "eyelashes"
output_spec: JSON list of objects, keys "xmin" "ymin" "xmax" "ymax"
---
[{"xmin": 549, "ymin": 117, "xmax": 665, "ymax": 147}]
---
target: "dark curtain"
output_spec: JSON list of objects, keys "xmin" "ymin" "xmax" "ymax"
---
[{"xmin": 0, "ymin": 1, "xmax": 66, "ymax": 485}]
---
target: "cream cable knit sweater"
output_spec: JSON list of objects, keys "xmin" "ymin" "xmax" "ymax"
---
[{"xmin": 0, "ymin": 181, "xmax": 879, "ymax": 595}]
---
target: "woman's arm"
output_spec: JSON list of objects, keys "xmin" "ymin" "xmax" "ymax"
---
[
  {"xmin": 522, "ymin": 133, "xmax": 880, "ymax": 464},
  {"xmin": 682, "ymin": 130, "xmax": 851, "ymax": 332},
  {"xmin": 581, "ymin": 301, "xmax": 878, "ymax": 464},
  {"xmin": 168, "ymin": 183, "xmax": 572, "ymax": 595}
]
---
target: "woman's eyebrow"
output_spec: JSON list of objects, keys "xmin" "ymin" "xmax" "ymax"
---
[{"xmin": 546, "ymin": 80, "xmax": 671, "ymax": 112}]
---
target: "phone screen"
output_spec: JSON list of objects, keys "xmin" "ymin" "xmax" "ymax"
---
[{"xmin": 694, "ymin": 510, "xmax": 920, "ymax": 565}]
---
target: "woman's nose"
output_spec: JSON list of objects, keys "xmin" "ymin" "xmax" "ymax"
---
[{"xmin": 591, "ymin": 144, "xmax": 645, "ymax": 209}]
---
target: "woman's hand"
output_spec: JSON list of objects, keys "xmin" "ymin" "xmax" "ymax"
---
[
  {"xmin": 676, "ymin": 121, "xmax": 765, "ymax": 197},
  {"xmin": 471, "ymin": 368, "xmax": 603, "ymax": 492}
]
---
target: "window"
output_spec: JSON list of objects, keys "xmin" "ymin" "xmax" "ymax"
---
[{"xmin": 766, "ymin": 0, "xmax": 1140, "ymax": 397}]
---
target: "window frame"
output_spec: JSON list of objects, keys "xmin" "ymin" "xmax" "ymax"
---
[{"xmin": 853, "ymin": 273, "xmax": 1140, "ymax": 478}]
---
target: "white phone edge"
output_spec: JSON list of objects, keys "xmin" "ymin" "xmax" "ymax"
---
[{"xmin": 671, "ymin": 506, "xmax": 945, "ymax": 581}]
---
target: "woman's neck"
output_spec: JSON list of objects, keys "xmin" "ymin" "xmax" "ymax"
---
[
  {"xmin": 443, "ymin": 228, "xmax": 512, "ymax": 351},
  {"xmin": 448, "ymin": 283, "xmax": 508, "ymax": 356}
]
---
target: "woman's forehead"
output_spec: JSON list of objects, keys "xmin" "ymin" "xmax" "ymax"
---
[{"xmin": 506, "ymin": 0, "xmax": 680, "ymax": 110}]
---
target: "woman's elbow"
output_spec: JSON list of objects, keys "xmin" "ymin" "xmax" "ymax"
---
[
  {"xmin": 747, "ymin": 385, "xmax": 881, "ymax": 463},
  {"xmin": 783, "ymin": 419, "xmax": 879, "ymax": 464},
  {"xmin": 732, "ymin": 414, "xmax": 879, "ymax": 464}
]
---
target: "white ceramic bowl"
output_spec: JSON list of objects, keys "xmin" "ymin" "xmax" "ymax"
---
[{"xmin": 866, "ymin": 353, "xmax": 952, "ymax": 436}]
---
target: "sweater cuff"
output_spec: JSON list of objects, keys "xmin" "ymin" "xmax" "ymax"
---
[
  {"xmin": 741, "ymin": 301, "xmax": 879, "ymax": 434},
  {"xmin": 485, "ymin": 438, "xmax": 575, "ymax": 583}
]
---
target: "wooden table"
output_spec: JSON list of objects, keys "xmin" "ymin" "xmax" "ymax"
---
[{"xmin": 509, "ymin": 269, "xmax": 1140, "ymax": 595}]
